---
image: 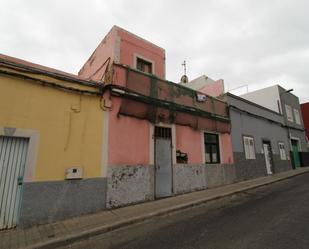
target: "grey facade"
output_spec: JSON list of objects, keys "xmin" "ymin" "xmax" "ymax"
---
[
  {"xmin": 240, "ymin": 85, "xmax": 308, "ymax": 157},
  {"xmin": 278, "ymin": 86, "xmax": 308, "ymax": 153},
  {"xmin": 225, "ymin": 93, "xmax": 293, "ymax": 180},
  {"xmin": 19, "ymin": 178, "xmax": 107, "ymax": 228}
]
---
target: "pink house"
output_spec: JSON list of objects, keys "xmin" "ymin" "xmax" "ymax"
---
[{"xmin": 79, "ymin": 26, "xmax": 234, "ymax": 207}]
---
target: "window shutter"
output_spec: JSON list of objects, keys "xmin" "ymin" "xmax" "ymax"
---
[
  {"xmin": 250, "ymin": 138, "xmax": 256, "ymax": 159},
  {"xmin": 244, "ymin": 137, "xmax": 250, "ymax": 159}
]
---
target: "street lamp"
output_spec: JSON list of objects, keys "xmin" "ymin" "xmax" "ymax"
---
[{"xmin": 282, "ymin": 88, "xmax": 294, "ymax": 95}]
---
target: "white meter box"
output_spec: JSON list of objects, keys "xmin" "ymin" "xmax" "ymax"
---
[{"xmin": 65, "ymin": 167, "xmax": 83, "ymax": 179}]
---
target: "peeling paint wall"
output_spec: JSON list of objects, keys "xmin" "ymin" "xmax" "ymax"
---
[
  {"xmin": 106, "ymin": 165, "xmax": 154, "ymax": 208},
  {"xmin": 78, "ymin": 27, "xmax": 117, "ymax": 81},
  {"xmin": 174, "ymin": 164, "xmax": 206, "ymax": 194},
  {"xmin": 174, "ymin": 163, "xmax": 237, "ymax": 193}
]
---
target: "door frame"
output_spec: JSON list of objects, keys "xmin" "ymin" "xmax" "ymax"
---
[
  {"xmin": 290, "ymin": 136, "xmax": 301, "ymax": 151},
  {"xmin": 149, "ymin": 123, "xmax": 176, "ymax": 165},
  {"xmin": 153, "ymin": 124, "xmax": 175, "ymax": 198},
  {"xmin": 290, "ymin": 137, "xmax": 301, "ymax": 168},
  {"xmin": 262, "ymin": 139, "xmax": 273, "ymax": 174},
  {"xmin": 0, "ymin": 127, "xmax": 39, "ymax": 226},
  {"xmin": 0, "ymin": 127, "xmax": 39, "ymax": 182},
  {"xmin": 201, "ymin": 130, "xmax": 222, "ymax": 164}
]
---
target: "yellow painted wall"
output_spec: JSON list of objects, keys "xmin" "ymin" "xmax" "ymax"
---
[{"xmin": 0, "ymin": 72, "xmax": 104, "ymax": 181}]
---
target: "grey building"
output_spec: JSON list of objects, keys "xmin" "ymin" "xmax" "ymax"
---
[
  {"xmin": 223, "ymin": 93, "xmax": 293, "ymax": 181},
  {"xmin": 241, "ymin": 85, "xmax": 308, "ymax": 168}
]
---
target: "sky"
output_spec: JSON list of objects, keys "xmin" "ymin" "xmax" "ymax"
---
[{"xmin": 1, "ymin": 0, "xmax": 308, "ymax": 102}]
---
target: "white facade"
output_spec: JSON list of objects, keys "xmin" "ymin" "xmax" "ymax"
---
[{"xmin": 240, "ymin": 85, "xmax": 281, "ymax": 113}]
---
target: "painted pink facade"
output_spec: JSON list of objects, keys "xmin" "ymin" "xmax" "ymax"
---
[
  {"xmin": 176, "ymin": 125, "xmax": 203, "ymax": 164},
  {"xmin": 79, "ymin": 26, "xmax": 165, "ymax": 81},
  {"xmin": 80, "ymin": 25, "xmax": 233, "ymax": 167},
  {"xmin": 198, "ymin": 79, "xmax": 225, "ymax": 97},
  {"xmin": 118, "ymin": 29, "xmax": 165, "ymax": 79}
]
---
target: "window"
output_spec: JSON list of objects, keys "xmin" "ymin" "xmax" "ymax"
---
[
  {"xmin": 154, "ymin": 126, "xmax": 171, "ymax": 139},
  {"xmin": 136, "ymin": 57, "xmax": 152, "ymax": 74},
  {"xmin": 294, "ymin": 109, "xmax": 301, "ymax": 125},
  {"xmin": 204, "ymin": 133, "xmax": 220, "ymax": 163},
  {"xmin": 278, "ymin": 142, "xmax": 287, "ymax": 160},
  {"xmin": 285, "ymin": 105, "xmax": 293, "ymax": 122},
  {"xmin": 243, "ymin": 136, "xmax": 256, "ymax": 159}
]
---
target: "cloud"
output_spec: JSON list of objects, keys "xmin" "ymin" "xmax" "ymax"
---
[{"xmin": 1, "ymin": 0, "xmax": 308, "ymax": 102}]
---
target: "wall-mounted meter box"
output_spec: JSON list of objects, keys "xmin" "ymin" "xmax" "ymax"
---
[
  {"xmin": 196, "ymin": 93, "xmax": 207, "ymax": 102},
  {"xmin": 65, "ymin": 167, "xmax": 83, "ymax": 180}
]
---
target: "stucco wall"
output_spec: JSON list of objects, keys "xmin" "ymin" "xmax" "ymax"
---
[
  {"xmin": 174, "ymin": 163, "xmax": 237, "ymax": 193},
  {"xmin": 204, "ymin": 164, "xmax": 237, "ymax": 188},
  {"xmin": 176, "ymin": 125, "xmax": 203, "ymax": 164},
  {"xmin": 278, "ymin": 86, "xmax": 305, "ymax": 130},
  {"xmin": 278, "ymin": 86, "xmax": 308, "ymax": 152},
  {"xmin": 106, "ymin": 165, "xmax": 154, "ymax": 208},
  {"xmin": 289, "ymin": 128, "xmax": 308, "ymax": 152},
  {"xmin": 229, "ymin": 109, "xmax": 289, "ymax": 155},
  {"xmin": 0, "ymin": 75, "xmax": 104, "ymax": 181},
  {"xmin": 118, "ymin": 28, "xmax": 165, "ymax": 79},
  {"xmin": 227, "ymin": 94, "xmax": 284, "ymax": 124},
  {"xmin": 301, "ymin": 102, "xmax": 309, "ymax": 141},
  {"xmin": 108, "ymin": 97, "xmax": 151, "ymax": 165},
  {"xmin": 19, "ymin": 178, "xmax": 107, "ymax": 227},
  {"xmin": 174, "ymin": 164, "xmax": 206, "ymax": 194},
  {"xmin": 272, "ymin": 154, "xmax": 293, "ymax": 173},
  {"xmin": 220, "ymin": 133, "xmax": 234, "ymax": 164},
  {"xmin": 198, "ymin": 79, "xmax": 224, "ymax": 97},
  {"xmin": 78, "ymin": 27, "xmax": 117, "ymax": 81},
  {"xmin": 240, "ymin": 85, "xmax": 280, "ymax": 113},
  {"xmin": 234, "ymin": 152, "xmax": 268, "ymax": 181}
]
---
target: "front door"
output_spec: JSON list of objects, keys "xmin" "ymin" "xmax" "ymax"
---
[
  {"xmin": 291, "ymin": 139, "xmax": 301, "ymax": 168},
  {"xmin": 0, "ymin": 136, "xmax": 29, "ymax": 229},
  {"xmin": 263, "ymin": 141, "xmax": 273, "ymax": 174},
  {"xmin": 154, "ymin": 126, "xmax": 172, "ymax": 198}
]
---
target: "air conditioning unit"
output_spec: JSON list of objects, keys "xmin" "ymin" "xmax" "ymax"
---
[{"xmin": 65, "ymin": 167, "xmax": 83, "ymax": 180}]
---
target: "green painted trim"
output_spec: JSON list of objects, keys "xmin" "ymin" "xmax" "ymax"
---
[
  {"xmin": 113, "ymin": 63, "xmax": 227, "ymax": 104},
  {"xmin": 110, "ymin": 86, "xmax": 230, "ymax": 123}
]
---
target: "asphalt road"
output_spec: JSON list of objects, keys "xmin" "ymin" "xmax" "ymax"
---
[{"xmin": 63, "ymin": 173, "xmax": 309, "ymax": 249}]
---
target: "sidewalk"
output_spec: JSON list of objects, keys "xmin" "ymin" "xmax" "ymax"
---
[{"xmin": 1, "ymin": 167, "xmax": 309, "ymax": 249}]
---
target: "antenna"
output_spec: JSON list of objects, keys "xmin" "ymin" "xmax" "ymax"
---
[
  {"xmin": 180, "ymin": 60, "xmax": 189, "ymax": 83},
  {"xmin": 181, "ymin": 60, "xmax": 187, "ymax": 75}
]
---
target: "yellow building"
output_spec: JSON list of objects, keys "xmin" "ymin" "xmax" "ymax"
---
[{"xmin": 0, "ymin": 54, "xmax": 106, "ymax": 228}]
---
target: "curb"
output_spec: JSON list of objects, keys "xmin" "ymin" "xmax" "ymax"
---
[{"xmin": 26, "ymin": 168, "xmax": 309, "ymax": 249}]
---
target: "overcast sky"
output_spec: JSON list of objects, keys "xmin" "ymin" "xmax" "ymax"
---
[{"xmin": 1, "ymin": 0, "xmax": 308, "ymax": 102}]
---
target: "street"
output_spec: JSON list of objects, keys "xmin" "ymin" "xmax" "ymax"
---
[{"xmin": 62, "ymin": 173, "xmax": 309, "ymax": 249}]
